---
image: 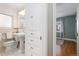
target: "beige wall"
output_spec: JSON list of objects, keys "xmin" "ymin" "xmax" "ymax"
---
[
  {"xmin": 0, "ymin": 6, "xmax": 18, "ymax": 33},
  {"xmin": 48, "ymin": 3, "xmax": 53, "ymax": 56}
]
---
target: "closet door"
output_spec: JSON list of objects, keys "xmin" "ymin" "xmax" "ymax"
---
[
  {"xmin": 25, "ymin": 19, "xmax": 43, "ymax": 56},
  {"xmin": 25, "ymin": 4, "xmax": 47, "ymax": 56}
]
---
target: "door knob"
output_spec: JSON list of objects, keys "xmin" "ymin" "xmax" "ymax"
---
[{"xmin": 40, "ymin": 36, "xmax": 42, "ymax": 40}]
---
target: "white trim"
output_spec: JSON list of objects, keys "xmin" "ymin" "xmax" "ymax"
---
[
  {"xmin": 63, "ymin": 38, "xmax": 76, "ymax": 42},
  {"xmin": 53, "ymin": 3, "xmax": 56, "ymax": 56},
  {"xmin": 57, "ymin": 37, "xmax": 76, "ymax": 42}
]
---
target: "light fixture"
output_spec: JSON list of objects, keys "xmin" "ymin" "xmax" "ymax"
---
[{"xmin": 19, "ymin": 9, "xmax": 25, "ymax": 16}]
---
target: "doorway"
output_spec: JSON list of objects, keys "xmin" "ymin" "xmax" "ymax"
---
[{"xmin": 56, "ymin": 3, "xmax": 77, "ymax": 56}]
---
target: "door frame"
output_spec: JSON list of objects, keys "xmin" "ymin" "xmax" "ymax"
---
[
  {"xmin": 52, "ymin": 3, "xmax": 56, "ymax": 56},
  {"xmin": 47, "ymin": 3, "xmax": 56, "ymax": 56}
]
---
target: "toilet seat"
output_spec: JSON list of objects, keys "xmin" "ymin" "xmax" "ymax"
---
[{"xmin": 4, "ymin": 40, "xmax": 18, "ymax": 53}]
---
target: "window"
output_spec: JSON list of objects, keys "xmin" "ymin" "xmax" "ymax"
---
[{"xmin": 0, "ymin": 14, "xmax": 12, "ymax": 28}]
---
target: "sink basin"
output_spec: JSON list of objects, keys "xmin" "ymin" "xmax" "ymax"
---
[
  {"xmin": 13, "ymin": 33, "xmax": 25, "ymax": 36},
  {"xmin": 13, "ymin": 33, "xmax": 25, "ymax": 41}
]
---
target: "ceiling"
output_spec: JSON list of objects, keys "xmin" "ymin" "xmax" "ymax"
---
[
  {"xmin": 0, "ymin": 3, "xmax": 26, "ymax": 12},
  {"xmin": 56, "ymin": 3, "xmax": 79, "ymax": 17}
]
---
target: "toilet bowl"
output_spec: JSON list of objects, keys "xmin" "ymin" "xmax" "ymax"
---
[{"xmin": 3, "ymin": 40, "xmax": 18, "ymax": 53}]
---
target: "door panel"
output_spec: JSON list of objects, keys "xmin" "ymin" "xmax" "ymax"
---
[{"xmin": 25, "ymin": 4, "xmax": 43, "ymax": 56}]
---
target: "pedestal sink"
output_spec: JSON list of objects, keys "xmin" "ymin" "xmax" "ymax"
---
[
  {"xmin": 13, "ymin": 32, "xmax": 25, "ymax": 53},
  {"xmin": 14, "ymin": 33, "xmax": 25, "ymax": 40}
]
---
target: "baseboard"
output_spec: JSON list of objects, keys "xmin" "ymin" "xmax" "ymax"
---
[{"xmin": 62, "ymin": 38, "xmax": 76, "ymax": 42}]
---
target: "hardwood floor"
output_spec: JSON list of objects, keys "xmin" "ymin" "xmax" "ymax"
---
[{"xmin": 56, "ymin": 40, "xmax": 77, "ymax": 56}]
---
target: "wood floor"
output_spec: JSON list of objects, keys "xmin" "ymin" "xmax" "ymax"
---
[{"xmin": 56, "ymin": 40, "xmax": 77, "ymax": 56}]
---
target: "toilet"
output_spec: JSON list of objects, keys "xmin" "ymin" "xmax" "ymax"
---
[
  {"xmin": 3, "ymin": 40, "xmax": 18, "ymax": 53},
  {"xmin": 0, "ymin": 32, "xmax": 18, "ymax": 53}
]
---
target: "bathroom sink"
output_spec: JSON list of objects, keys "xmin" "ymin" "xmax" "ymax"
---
[
  {"xmin": 13, "ymin": 33, "xmax": 25, "ymax": 36},
  {"xmin": 13, "ymin": 32, "xmax": 25, "ymax": 53},
  {"xmin": 13, "ymin": 32, "xmax": 25, "ymax": 41}
]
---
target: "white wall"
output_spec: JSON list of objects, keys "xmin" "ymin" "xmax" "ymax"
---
[{"xmin": 56, "ymin": 3, "xmax": 78, "ymax": 18}]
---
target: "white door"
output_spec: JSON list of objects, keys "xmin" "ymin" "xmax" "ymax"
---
[
  {"xmin": 25, "ymin": 19, "xmax": 43, "ymax": 56},
  {"xmin": 25, "ymin": 4, "xmax": 47, "ymax": 56}
]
